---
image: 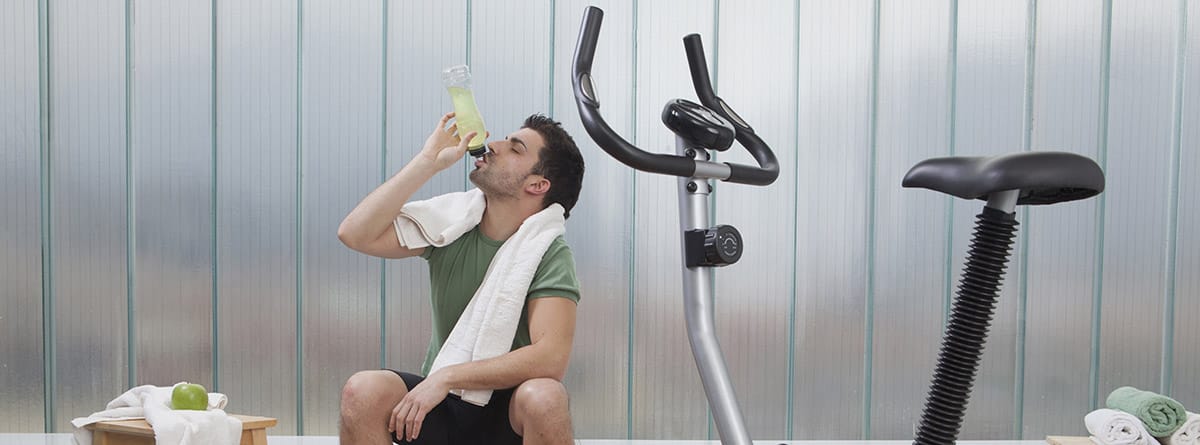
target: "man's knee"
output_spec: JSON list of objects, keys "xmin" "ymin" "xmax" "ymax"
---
[
  {"xmin": 513, "ymin": 378, "xmax": 570, "ymax": 417},
  {"xmin": 341, "ymin": 370, "xmax": 405, "ymax": 416}
]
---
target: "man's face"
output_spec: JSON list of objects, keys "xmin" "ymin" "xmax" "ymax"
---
[{"xmin": 468, "ymin": 127, "xmax": 547, "ymax": 199}]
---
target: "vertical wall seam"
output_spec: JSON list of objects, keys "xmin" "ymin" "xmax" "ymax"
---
[
  {"xmin": 295, "ymin": 0, "xmax": 305, "ymax": 434},
  {"xmin": 380, "ymin": 0, "xmax": 389, "ymax": 370},
  {"xmin": 547, "ymin": 0, "xmax": 556, "ymax": 118},
  {"xmin": 126, "ymin": 0, "xmax": 137, "ymax": 391},
  {"xmin": 1089, "ymin": 0, "xmax": 1113, "ymax": 411},
  {"xmin": 707, "ymin": 0, "xmax": 719, "ymax": 439},
  {"xmin": 211, "ymin": 0, "xmax": 220, "ymax": 393},
  {"xmin": 463, "ymin": 0, "xmax": 472, "ymax": 189},
  {"xmin": 1015, "ymin": 0, "xmax": 1039, "ymax": 437},
  {"xmin": 627, "ymin": 0, "xmax": 639, "ymax": 438},
  {"xmin": 38, "ymin": 0, "xmax": 54, "ymax": 432},
  {"xmin": 942, "ymin": 0, "xmax": 960, "ymax": 329},
  {"xmin": 786, "ymin": 0, "xmax": 801, "ymax": 439},
  {"xmin": 863, "ymin": 0, "xmax": 882, "ymax": 438},
  {"xmin": 708, "ymin": 0, "xmax": 720, "ymax": 230},
  {"xmin": 1162, "ymin": 0, "xmax": 1188, "ymax": 397}
]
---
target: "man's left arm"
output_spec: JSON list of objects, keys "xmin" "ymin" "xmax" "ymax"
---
[{"xmin": 438, "ymin": 296, "xmax": 578, "ymax": 387}]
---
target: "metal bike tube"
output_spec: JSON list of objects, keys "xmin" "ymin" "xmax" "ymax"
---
[
  {"xmin": 986, "ymin": 189, "xmax": 1020, "ymax": 213},
  {"xmin": 675, "ymin": 136, "xmax": 752, "ymax": 445}
]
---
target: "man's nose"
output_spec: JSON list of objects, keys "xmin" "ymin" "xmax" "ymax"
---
[{"xmin": 486, "ymin": 140, "xmax": 507, "ymax": 153}]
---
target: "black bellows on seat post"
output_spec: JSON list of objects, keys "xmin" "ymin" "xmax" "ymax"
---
[
  {"xmin": 902, "ymin": 151, "xmax": 1104, "ymax": 444},
  {"xmin": 913, "ymin": 204, "xmax": 1019, "ymax": 445}
]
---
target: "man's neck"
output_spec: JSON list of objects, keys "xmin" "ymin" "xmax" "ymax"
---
[{"xmin": 477, "ymin": 196, "xmax": 540, "ymax": 242}]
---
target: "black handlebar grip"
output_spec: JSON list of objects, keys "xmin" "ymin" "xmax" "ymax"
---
[
  {"xmin": 573, "ymin": 7, "xmax": 696, "ymax": 178},
  {"xmin": 683, "ymin": 34, "xmax": 719, "ymax": 109},
  {"xmin": 574, "ymin": 7, "xmax": 602, "ymax": 107},
  {"xmin": 682, "ymin": 34, "xmax": 779, "ymax": 186}
]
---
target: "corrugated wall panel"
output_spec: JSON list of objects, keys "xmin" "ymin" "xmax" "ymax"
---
[
  {"xmin": 217, "ymin": 0, "xmax": 299, "ymax": 433},
  {"xmin": 300, "ymin": 0, "xmax": 384, "ymax": 435},
  {"xmin": 1023, "ymin": 0, "xmax": 1105, "ymax": 437},
  {"xmin": 1173, "ymin": 0, "xmax": 1199, "ymax": 409},
  {"xmin": 714, "ymin": 0, "xmax": 796, "ymax": 439},
  {"xmin": 950, "ymin": 0, "xmax": 1030, "ymax": 438},
  {"xmin": 0, "ymin": 0, "xmax": 45, "ymax": 433},
  {"xmin": 384, "ymin": 0, "xmax": 468, "ymax": 379},
  {"xmin": 632, "ymin": 0, "xmax": 715, "ymax": 439},
  {"xmin": 49, "ymin": 0, "xmax": 129, "ymax": 432},
  {"xmin": 792, "ymin": 0, "xmax": 873, "ymax": 438},
  {"xmin": 553, "ymin": 0, "xmax": 635, "ymax": 438},
  {"xmin": 131, "ymin": 0, "xmax": 214, "ymax": 387},
  {"xmin": 870, "ymin": 0, "xmax": 954, "ymax": 438},
  {"xmin": 1098, "ymin": 0, "xmax": 1178, "ymax": 397},
  {"xmin": 4, "ymin": 1, "xmax": 1198, "ymax": 438},
  {"xmin": 472, "ymin": 0, "xmax": 552, "ymax": 137}
]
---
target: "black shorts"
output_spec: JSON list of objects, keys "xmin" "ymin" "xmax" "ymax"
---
[{"xmin": 388, "ymin": 370, "xmax": 523, "ymax": 445}]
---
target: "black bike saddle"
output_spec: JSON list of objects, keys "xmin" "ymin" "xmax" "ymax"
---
[{"xmin": 903, "ymin": 151, "xmax": 1105, "ymax": 205}]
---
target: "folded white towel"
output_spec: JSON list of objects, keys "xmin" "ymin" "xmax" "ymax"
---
[
  {"xmin": 1165, "ymin": 412, "xmax": 1200, "ymax": 445},
  {"xmin": 428, "ymin": 202, "xmax": 566, "ymax": 406},
  {"xmin": 393, "ymin": 188, "xmax": 486, "ymax": 248},
  {"xmin": 1087, "ymin": 408, "xmax": 1161, "ymax": 445},
  {"xmin": 71, "ymin": 382, "xmax": 241, "ymax": 445}
]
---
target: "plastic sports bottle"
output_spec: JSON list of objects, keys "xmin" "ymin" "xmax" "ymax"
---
[{"xmin": 441, "ymin": 65, "xmax": 488, "ymax": 157}]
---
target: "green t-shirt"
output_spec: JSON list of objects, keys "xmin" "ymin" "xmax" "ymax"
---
[{"xmin": 418, "ymin": 226, "xmax": 580, "ymax": 376}]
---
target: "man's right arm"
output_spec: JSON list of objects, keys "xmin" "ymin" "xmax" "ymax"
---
[{"xmin": 337, "ymin": 112, "xmax": 477, "ymax": 259}]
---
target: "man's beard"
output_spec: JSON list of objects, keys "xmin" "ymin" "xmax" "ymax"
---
[{"xmin": 469, "ymin": 167, "xmax": 522, "ymax": 199}]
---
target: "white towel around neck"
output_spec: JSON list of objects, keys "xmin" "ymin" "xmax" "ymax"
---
[
  {"xmin": 392, "ymin": 189, "xmax": 567, "ymax": 406},
  {"xmin": 393, "ymin": 188, "xmax": 486, "ymax": 248}
]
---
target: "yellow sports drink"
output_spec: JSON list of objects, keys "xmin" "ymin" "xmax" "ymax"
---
[{"xmin": 442, "ymin": 65, "xmax": 488, "ymax": 156}]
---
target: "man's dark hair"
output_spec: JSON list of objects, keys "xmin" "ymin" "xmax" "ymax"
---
[{"xmin": 524, "ymin": 114, "xmax": 585, "ymax": 218}]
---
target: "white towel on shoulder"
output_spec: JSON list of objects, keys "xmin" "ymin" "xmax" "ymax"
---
[
  {"xmin": 393, "ymin": 188, "xmax": 486, "ymax": 248},
  {"xmin": 1087, "ymin": 408, "xmax": 1161, "ymax": 445},
  {"xmin": 1165, "ymin": 412, "xmax": 1200, "ymax": 445},
  {"xmin": 427, "ymin": 202, "xmax": 566, "ymax": 407},
  {"xmin": 71, "ymin": 382, "xmax": 241, "ymax": 445}
]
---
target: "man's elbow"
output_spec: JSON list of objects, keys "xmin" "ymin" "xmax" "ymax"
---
[{"xmin": 336, "ymin": 220, "xmax": 363, "ymax": 250}]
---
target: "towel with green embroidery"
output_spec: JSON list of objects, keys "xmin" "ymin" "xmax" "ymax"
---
[{"xmin": 1107, "ymin": 386, "xmax": 1188, "ymax": 437}]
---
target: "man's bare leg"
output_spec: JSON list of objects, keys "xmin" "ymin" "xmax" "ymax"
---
[
  {"xmin": 509, "ymin": 378, "xmax": 573, "ymax": 445},
  {"xmin": 340, "ymin": 370, "xmax": 408, "ymax": 444}
]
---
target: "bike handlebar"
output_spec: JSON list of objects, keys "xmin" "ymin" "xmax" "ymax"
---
[{"xmin": 572, "ymin": 6, "xmax": 779, "ymax": 186}]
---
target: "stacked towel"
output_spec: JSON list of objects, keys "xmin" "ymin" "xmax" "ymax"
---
[
  {"xmin": 1086, "ymin": 408, "xmax": 1160, "ymax": 445},
  {"xmin": 1108, "ymin": 386, "xmax": 1188, "ymax": 437},
  {"xmin": 1165, "ymin": 413, "xmax": 1200, "ymax": 445},
  {"xmin": 71, "ymin": 383, "xmax": 241, "ymax": 445}
]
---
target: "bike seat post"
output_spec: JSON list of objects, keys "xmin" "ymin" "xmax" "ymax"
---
[
  {"xmin": 987, "ymin": 189, "xmax": 1020, "ymax": 214},
  {"xmin": 906, "ymin": 152, "xmax": 1104, "ymax": 445}
]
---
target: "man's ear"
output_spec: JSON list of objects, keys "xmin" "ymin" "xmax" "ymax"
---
[{"xmin": 526, "ymin": 176, "xmax": 550, "ymax": 196}]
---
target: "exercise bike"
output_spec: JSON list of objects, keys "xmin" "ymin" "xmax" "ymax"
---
[
  {"xmin": 571, "ymin": 6, "xmax": 1105, "ymax": 445},
  {"xmin": 572, "ymin": 6, "xmax": 776, "ymax": 444}
]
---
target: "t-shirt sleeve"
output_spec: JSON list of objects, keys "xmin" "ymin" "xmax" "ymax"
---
[{"xmin": 527, "ymin": 237, "xmax": 581, "ymax": 303}]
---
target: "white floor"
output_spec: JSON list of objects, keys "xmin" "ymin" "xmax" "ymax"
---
[{"xmin": 0, "ymin": 435, "xmax": 1050, "ymax": 445}]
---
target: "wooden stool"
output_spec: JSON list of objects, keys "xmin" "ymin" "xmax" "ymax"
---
[{"xmin": 87, "ymin": 414, "xmax": 277, "ymax": 445}]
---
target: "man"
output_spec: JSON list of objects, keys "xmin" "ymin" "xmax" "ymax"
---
[{"xmin": 336, "ymin": 111, "xmax": 585, "ymax": 445}]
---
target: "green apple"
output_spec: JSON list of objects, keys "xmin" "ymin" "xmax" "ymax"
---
[{"xmin": 171, "ymin": 383, "xmax": 209, "ymax": 411}]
